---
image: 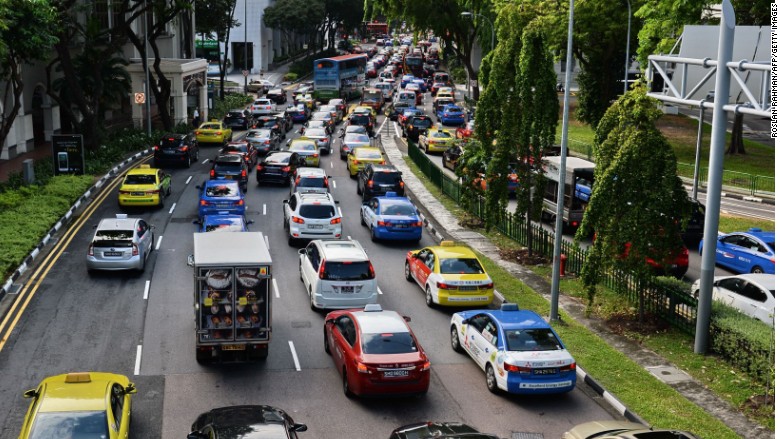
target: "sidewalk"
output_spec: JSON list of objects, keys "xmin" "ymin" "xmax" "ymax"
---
[{"xmin": 376, "ymin": 118, "xmax": 773, "ymax": 438}]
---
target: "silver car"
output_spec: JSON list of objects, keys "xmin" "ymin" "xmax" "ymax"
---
[
  {"xmin": 301, "ymin": 127, "xmax": 331, "ymax": 155},
  {"xmin": 339, "ymin": 132, "xmax": 372, "ymax": 160},
  {"xmin": 245, "ymin": 128, "xmax": 280, "ymax": 156},
  {"xmin": 86, "ymin": 214, "xmax": 154, "ymax": 272}
]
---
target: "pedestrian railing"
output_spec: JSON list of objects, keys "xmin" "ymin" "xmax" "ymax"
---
[{"xmin": 408, "ymin": 142, "xmax": 697, "ymax": 334}]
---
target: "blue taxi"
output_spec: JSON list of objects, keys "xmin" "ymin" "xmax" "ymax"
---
[
  {"xmin": 360, "ymin": 193, "xmax": 422, "ymax": 242},
  {"xmin": 199, "ymin": 214, "xmax": 252, "ymax": 232},
  {"xmin": 701, "ymin": 228, "xmax": 775, "ymax": 274},
  {"xmin": 197, "ymin": 180, "xmax": 246, "ymax": 220}
]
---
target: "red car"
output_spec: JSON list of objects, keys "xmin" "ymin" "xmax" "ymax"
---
[
  {"xmin": 456, "ymin": 121, "xmax": 475, "ymax": 139},
  {"xmin": 220, "ymin": 140, "xmax": 258, "ymax": 167},
  {"xmin": 324, "ymin": 304, "xmax": 431, "ymax": 398}
]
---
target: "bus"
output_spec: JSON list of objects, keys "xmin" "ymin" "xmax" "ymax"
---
[
  {"xmin": 313, "ymin": 54, "xmax": 368, "ymax": 103},
  {"xmin": 403, "ymin": 53, "xmax": 424, "ymax": 77},
  {"xmin": 540, "ymin": 156, "xmax": 595, "ymax": 230}
]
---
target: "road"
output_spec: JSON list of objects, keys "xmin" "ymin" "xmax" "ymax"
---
[{"xmin": 0, "ymin": 88, "xmax": 617, "ymax": 439}]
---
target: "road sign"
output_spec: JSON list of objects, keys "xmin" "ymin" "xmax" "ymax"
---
[
  {"xmin": 134, "ymin": 92, "xmax": 146, "ymax": 104},
  {"xmin": 242, "ymin": 70, "xmax": 249, "ymax": 77},
  {"xmin": 469, "ymin": 80, "xmax": 478, "ymax": 87}
]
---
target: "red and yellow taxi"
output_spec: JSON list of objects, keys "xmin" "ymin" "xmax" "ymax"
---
[
  {"xmin": 347, "ymin": 147, "xmax": 385, "ymax": 177},
  {"xmin": 18, "ymin": 372, "xmax": 136, "ymax": 439},
  {"xmin": 117, "ymin": 164, "xmax": 171, "ymax": 207},
  {"xmin": 405, "ymin": 241, "xmax": 495, "ymax": 307},
  {"xmin": 195, "ymin": 120, "xmax": 233, "ymax": 146}
]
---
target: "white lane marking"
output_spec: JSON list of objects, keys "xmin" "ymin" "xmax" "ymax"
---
[
  {"xmin": 378, "ymin": 287, "xmax": 383, "ymax": 295},
  {"xmin": 273, "ymin": 278, "xmax": 280, "ymax": 298},
  {"xmin": 378, "ymin": 116, "xmax": 388, "ymax": 132},
  {"xmin": 332, "ymin": 180, "xmax": 337, "ymax": 189},
  {"xmin": 134, "ymin": 345, "xmax": 142, "ymax": 375},
  {"xmin": 202, "ymin": 158, "xmax": 209, "ymax": 164},
  {"xmin": 338, "ymin": 207, "xmax": 343, "ymax": 217},
  {"xmin": 155, "ymin": 235, "xmax": 163, "ymax": 250},
  {"xmin": 330, "ymin": 161, "xmax": 333, "ymax": 168},
  {"xmin": 168, "ymin": 202, "xmax": 176, "ymax": 214},
  {"xmin": 185, "ymin": 175, "xmax": 193, "ymax": 185},
  {"xmin": 393, "ymin": 121, "xmax": 402, "ymax": 137},
  {"xmin": 143, "ymin": 280, "xmax": 151, "ymax": 300},
  {"xmin": 288, "ymin": 341, "xmax": 302, "ymax": 371},
  {"xmin": 263, "ymin": 203, "xmax": 267, "ymax": 215}
]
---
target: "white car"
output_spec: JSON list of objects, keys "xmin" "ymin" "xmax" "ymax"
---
[
  {"xmin": 283, "ymin": 192, "xmax": 341, "ymax": 245},
  {"xmin": 691, "ymin": 274, "xmax": 775, "ymax": 326},
  {"xmin": 250, "ymin": 98, "xmax": 274, "ymax": 114},
  {"xmin": 376, "ymin": 82, "xmax": 394, "ymax": 100},
  {"xmin": 297, "ymin": 239, "xmax": 378, "ymax": 310},
  {"xmin": 290, "ymin": 167, "xmax": 329, "ymax": 197}
]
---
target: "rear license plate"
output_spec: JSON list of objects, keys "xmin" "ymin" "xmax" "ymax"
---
[
  {"xmin": 458, "ymin": 286, "xmax": 477, "ymax": 291},
  {"xmin": 309, "ymin": 225, "xmax": 323, "ymax": 229},
  {"xmin": 224, "ymin": 175, "xmax": 233, "ymax": 179},
  {"xmin": 394, "ymin": 224, "xmax": 409, "ymax": 228},
  {"xmin": 104, "ymin": 251, "xmax": 122, "ymax": 257},
  {"xmin": 222, "ymin": 344, "xmax": 246, "ymax": 351},
  {"xmin": 163, "ymin": 150, "xmax": 176, "ymax": 155},
  {"xmin": 383, "ymin": 370, "xmax": 409, "ymax": 378},
  {"xmin": 341, "ymin": 286, "xmax": 354, "ymax": 293},
  {"xmin": 132, "ymin": 192, "xmax": 145, "ymax": 196},
  {"xmin": 533, "ymin": 368, "xmax": 558, "ymax": 375}
]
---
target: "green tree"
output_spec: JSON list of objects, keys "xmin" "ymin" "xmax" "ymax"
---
[
  {"xmin": 264, "ymin": 0, "xmax": 326, "ymax": 56},
  {"xmin": 575, "ymin": 86, "xmax": 691, "ymax": 312},
  {"xmin": 0, "ymin": 0, "xmax": 58, "ymax": 157}
]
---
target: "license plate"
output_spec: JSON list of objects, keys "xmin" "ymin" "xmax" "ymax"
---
[
  {"xmin": 341, "ymin": 286, "xmax": 354, "ymax": 293},
  {"xmin": 383, "ymin": 370, "xmax": 409, "ymax": 378},
  {"xmin": 163, "ymin": 150, "xmax": 176, "ymax": 154},
  {"xmin": 132, "ymin": 192, "xmax": 145, "ymax": 196},
  {"xmin": 224, "ymin": 175, "xmax": 233, "ymax": 179},
  {"xmin": 394, "ymin": 224, "xmax": 409, "ymax": 228},
  {"xmin": 104, "ymin": 251, "xmax": 122, "ymax": 257},
  {"xmin": 222, "ymin": 344, "xmax": 246, "ymax": 351},
  {"xmin": 533, "ymin": 368, "xmax": 558, "ymax": 375},
  {"xmin": 458, "ymin": 286, "xmax": 477, "ymax": 291},
  {"xmin": 309, "ymin": 224, "xmax": 323, "ymax": 229}
]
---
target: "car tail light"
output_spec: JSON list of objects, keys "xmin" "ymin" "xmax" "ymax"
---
[
  {"xmin": 119, "ymin": 190, "xmax": 131, "ymax": 195},
  {"xmin": 356, "ymin": 361, "xmax": 370, "ymax": 374},
  {"xmin": 178, "ymin": 145, "xmax": 189, "ymax": 152},
  {"xmin": 436, "ymin": 281, "xmax": 457, "ymax": 290},
  {"xmin": 560, "ymin": 363, "xmax": 577, "ymax": 372},
  {"xmin": 420, "ymin": 360, "xmax": 431, "ymax": 371},
  {"xmin": 210, "ymin": 169, "xmax": 215, "ymax": 178},
  {"xmin": 313, "ymin": 153, "xmax": 319, "ymax": 158},
  {"xmin": 377, "ymin": 220, "xmax": 386, "ymax": 227},
  {"xmin": 330, "ymin": 217, "xmax": 341, "ymax": 224},
  {"xmin": 200, "ymin": 200, "xmax": 210, "ymax": 206},
  {"xmin": 281, "ymin": 166, "xmax": 291, "ymax": 172},
  {"xmin": 264, "ymin": 140, "xmax": 270, "ymax": 144},
  {"xmin": 295, "ymin": 177, "xmax": 301, "ymax": 184},
  {"xmin": 323, "ymin": 177, "xmax": 329, "ymax": 187},
  {"xmin": 216, "ymin": 131, "xmax": 223, "ymax": 135},
  {"xmin": 195, "ymin": 131, "xmax": 201, "ymax": 136},
  {"xmin": 352, "ymin": 159, "xmax": 359, "ymax": 165},
  {"xmin": 367, "ymin": 180, "xmax": 374, "ymax": 188},
  {"xmin": 368, "ymin": 261, "xmax": 375, "ymax": 279},
  {"xmin": 235, "ymin": 199, "xmax": 244, "ymax": 206},
  {"xmin": 319, "ymin": 260, "xmax": 327, "ymax": 279},
  {"xmin": 399, "ymin": 181, "xmax": 405, "ymax": 188},
  {"xmin": 292, "ymin": 216, "xmax": 305, "ymax": 224},
  {"xmin": 132, "ymin": 244, "xmax": 139, "ymax": 256},
  {"xmin": 87, "ymin": 244, "xmax": 94, "ymax": 256},
  {"xmin": 504, "ymin": 363, "xmax": 532, "ymax": 374},
  {"xmin": 153, "ymin": 145, "xmax": 159, "ymax": 151},
  {"xmin": 241, "ymin": 169, "xmax": 247, "ymax": 178},
  {"xmin": 413, "ymin": 221, "xmax": 422, "ymax": 227},
  {"xmin": 256, "ymin": 165, "xmax": 264, "ymax": 172},
  {"xmin": 321, "ymin": 138, "xmax": 328, "ymax": 142}
]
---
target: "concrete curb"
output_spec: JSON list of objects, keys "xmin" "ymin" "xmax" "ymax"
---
[{"xmin": 0, "ymin": 148, "xmax": 152, "ymax": 302}]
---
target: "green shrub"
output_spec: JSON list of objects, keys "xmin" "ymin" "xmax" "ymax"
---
[
  {"xmin": 710, "ymin": 302, "xmax": 775, "ymax": 383},
  {"xmin": 283, "ymin": 73, "xmax": 299, "ymax": 82},
  {"xmin": 210, "ymin": 94, "xmax": 253, "ymax": 121}
]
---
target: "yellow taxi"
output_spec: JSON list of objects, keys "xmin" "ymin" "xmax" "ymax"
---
[
  {"xmin": 19, "ymin": 372, "xmax": 136, "ymax": 439},
  {"xmin": 418, "ymin": 127, "xmax": 455, "ymax": 153},
  {"xmin": 195, "ymin": 120, "xmax": 233, "ymax": 145},
  {"xmin": 351, "ymin": 105, "xmax": 377, "ymax": 117},
  {"xmin": 287, "ymin": 138, "xmax": 320, "ymax": 167},
  {"xmin": 117, "ymin": 164, "xmax": 171, "ymax": 207},
  {"xmin": 347, "ymin": 147, "xmax": 385, "ymax": 177},
  {"xmin": 405, "ymin": 241, "xmax": 494, "ymax": 307},
  {"xmin": 435, "ymin": 87, "xmax": 454, "ymax": 99}
]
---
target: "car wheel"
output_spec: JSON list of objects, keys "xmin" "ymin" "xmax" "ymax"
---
[
  {"xmin": 299, "ymin": 260, "xmax": 303, "ymax": 281},
  {"xmin": 158, "ymin": 194, "xmax": 165, "ymax": 208},
  {"xmin": 370, "ymin": 226, "xmax": 378, "ymax": 242},
  {"xmin": 342, "ymin": 369, "xmax": 354, "ymax": 398},
  {"xmin": 450, "ymin": 325, "xmax": 464, "ymax": 353},
  {"xmin": 425, "ymin": 286, "xmax": 434, "ymax": 307},
  {"xmin": 310, "ymin": 292, "xmax": 317, "ymax": 311},
  {"xmin": 751, "ymin": 266, "xmax": 765, "ymax": 274},
  {"xmin": 424, "ymin": 143, "xmax": 429, "ymax": 153},
  {"xmin": 167, "ymin": 185, "xmax": 172, "ymax": 196},
  {"xmin": 324, "ymin": 330, "xmax": 331, "ymax": 354},
  {"xmin": 186, "ymin": 155, "xmax": 192, "ymax": 168},
  {"xmin": 194, "ymin": 149, "xmax": 199, "ymax": 160},
  {"xmin": 356, "ymin": 183, "xmax": 362, "ymax": 195},
  {"xmin": 287, "ymin": 235, "xmax": 295, "ymax": 246},
  {"xmin": 360, "ymin": 210, "xmax": 366, "ymax": 226},
  {"xmin": 485, "ymin": 365, "xmax": 499, "ymax": 394}
]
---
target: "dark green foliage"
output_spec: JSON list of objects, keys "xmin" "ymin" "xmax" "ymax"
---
[{"xmin": 288, "ymin": 49, "xmax": 339, "ymax": 77}]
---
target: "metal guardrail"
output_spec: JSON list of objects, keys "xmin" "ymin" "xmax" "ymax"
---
[
  {"xmin": 676, "ymin": 162, "xmax": 774, "ymax": 197},
  {"xmin": 408, "ymin": 142, "xmax": 697, "ymax": 334}
]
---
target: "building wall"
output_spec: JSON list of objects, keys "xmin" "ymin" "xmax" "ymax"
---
[{"xmin": 229, "ymin": 0, "xmax": 275, "ymax": 74}]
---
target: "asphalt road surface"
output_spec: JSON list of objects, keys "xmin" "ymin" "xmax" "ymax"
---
[{"xmin": 0, "ymin": 90, "xmax": 617, "ymax": 439}]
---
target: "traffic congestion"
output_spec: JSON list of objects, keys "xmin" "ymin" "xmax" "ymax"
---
[{"xmin": 2, "ymin": 33, "xmax": 772, "ymax": 439}]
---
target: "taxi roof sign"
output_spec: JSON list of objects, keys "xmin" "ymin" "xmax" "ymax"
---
[
  {"xmin": 65, "ymin": 372, "xmax": 92, "ymax": 383},
  {"xmin": 440, "ymin": 240, "xmax": 455, "ymax": 247}
]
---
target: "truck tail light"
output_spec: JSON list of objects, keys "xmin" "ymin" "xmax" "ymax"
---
[
  {"xmin": 292, "ymin": 216, "xmax": 305, "ymax": 224},
  {"xmin": 132, "ymin": 244, "xmax": 139, "ymax": 256}
]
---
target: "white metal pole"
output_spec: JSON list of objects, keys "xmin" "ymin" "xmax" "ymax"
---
[
  {"xmin": 244, "ymin": 0, "xmax": 248, "ymax": 93},
  {"xmin": 144, "ymin": 0, "xmax": 151, "ymax": 136},
  {"xmin": 623, "ymin": 0, "xmax": 631, "ymax": 94}
]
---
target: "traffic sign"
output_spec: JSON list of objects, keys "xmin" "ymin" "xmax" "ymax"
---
[
  {"xmin": 134, "ymin": 92, "xmax": 146, "ymax": 104},
  {"xmin": 469, "ymin": 80, "xmax": 478, "ymax": 87},
  {"xmin": 242, "ymin": 70, "xmax": 249, "ymax": 77}
]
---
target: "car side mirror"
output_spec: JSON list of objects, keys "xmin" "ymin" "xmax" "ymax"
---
[
  {"xmin": 23, "ymin": 389, "xmax": 38, "ymax": 399},
  {"xmin": 403, "ymin": 315, "xmax": 411, "ymax": 322},
  {"xmin": 283, "ymin": 200, "xmax": 289, "ymax": 204},
  {"xmin": 334, "ymin": 200, "xmax": 340, "ymax": 204},
  {"xmin": 246, "ymin": 219, "xmax": 255, "ymax": 225},
  {"xmin": 292, "ymin": 423, "xmax": 308, "ymax": 432},
  {"xmin": 298, "ymin": 248, "xmax": 305, "ymax": 255},
  {"xmin": 125, "ymin": 383, "xmax": 137, "ymax": 395},
  {"xmin": 362, "ymin": 200, "xmax": 371, "ymax": 206},
  {"xmin": 187, "ymin": 255, "xmax": 194, "ymax": 267}
]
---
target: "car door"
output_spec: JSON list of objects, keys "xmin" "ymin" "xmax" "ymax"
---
[
  {"xmin": 284, "ymin": 195, "xmax": 296, "ymax": 226},
  {"xmin": 463, "ymin": 314, "xmax": 490, "ymax": 364},
  {"xmin": 137, "ymin": 220, "xmax": 152, "ymax": 256},
  {"xmin": 158, "ymin": 170, "xmax": 170, "ymax": 194},
  {"xmin": 332, "ymin": 315, "xmax": 356, "ymax": 371},
  {"xmin": 364, "ymin": 198, "xmax": 379, "ymax": 227},
  {"xmin": 733, "ymin": 279, "xmax": 770, "ymax": 322},
  {"xmin": 301, "ymin": 244, "xmax": 320, "ymax": 293},
  {"xmin": 411, "ymin": 249, "xmax": 434, "ymax": 287},
  {"xmin": 718, "ymin": 235, "xmax": 747, "ymax": 272},
  {"xmin": 713, "ymin": 278, "xmax": 740, "ymax": 308},
  {"xmin": 472, "ymin": 316, "xmax": 499, "ymax": 367},
  {"xmin": 109, "ymin": 382, "xmax": 131, "ymax": 438}
]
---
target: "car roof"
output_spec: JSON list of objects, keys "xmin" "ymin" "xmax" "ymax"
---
[
  {"xmin": 38, "ymin": 372, "xmax": 127, "ymax": 412},
  {"xmin": 479, "ymin": 308, "xmax": 550, "ymax": 331},
  {"xmin": 205, "ymin": 405, "xmax": 290, "ymax": 428},
  {"xmin": 297, "ymin": 167, "xmax": 327, "ymax": 177},
  {"xmin": 317, "ymin": 240, "xmax": 368, "ymax": 260},
  {"xmin": 429, "ymin": 245, "xmax": 477, "ymax": 259},
  {"xmin": 127, "ymin": 165, "xmax": 158, "ymax": 176},
  {"xmin": 718, "ymin": 273, "xmax": 776, "ymax": 290},
  {"xmin": 97, "ymin": 215, "xmax": 140, "ymax": 231},
  {"xmin": 738, "ymin": 229, "xmax": 775, "ymax": 244},
  {"xmin": 297, "ymin": 192, "xmax": 335, "ymax": 203},
  {"xmin": 353, "ymin": 309, "xmax": 409, "ymax": 334}
]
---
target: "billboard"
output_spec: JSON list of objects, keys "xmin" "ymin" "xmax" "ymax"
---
[{"xmin": 52, "ymin": 134, "xmax": 85, "ymax": 176}]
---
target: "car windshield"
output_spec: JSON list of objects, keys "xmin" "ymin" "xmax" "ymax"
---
[
  {"xmin": 439, "ymin": 258, "xmax": 484, "ymax": 274},
  {"xmin": 93, "ymin": 230, "xmax": 134, "ymax": 248},
  {"xmin": 28, "ymin": 411, "xmax": 109, "ymax": 439},
  {"xmin": 362, "ymin": 332, "xmax": 418, "ymax": 355},
  {"xmin": 299, "ymin": 204, "xmax": 335, "ymax": 218},
  {"xmin": 322, "ymin": 261, "xmax": 372, "ymax": 281},
  {"xmin": 345, "ymin": 134, "xmax": 370, "ymax": 143},
  {"xmin": 291, "ymin": 142, "xmax": 316, "ymax": 151},
  {"xmin": 356, "ymin": 149, "xmax": 382, "ymax": 159},
  {"xmin": 205, "ymin": 184, "xmax": 239, "ymax": 197},
  {"xmin": 504, "ymin": 328, "xmax": 563, "ymax": 352},
  {"xmin": 380, "ymin": 202, "xmax": 415, "ymax": 216},
  {"xmin": 204, "ymin": 218, "xmax": 245, "ymax": 232},
  {"xmin": 124, "ymin": 174, "xmax": 155, "ymax": 185},
  {"xmin": 213, "ymin": 161, "xmax": 242, "ymax": 172}
]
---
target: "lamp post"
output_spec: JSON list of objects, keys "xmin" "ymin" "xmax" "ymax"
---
[
  {"xmin": 623, "ymin": 0, "xmax": 631, "ymax": 94},
  {"xmin": 460, "ymin": 11, "xmax": 494, "ymax": 52},
  {"xmin": 244, "ymin": 0, "xmax": 248, "ymax": 93}
]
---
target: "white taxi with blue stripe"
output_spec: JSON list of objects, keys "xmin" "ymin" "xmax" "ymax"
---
[{"xmin": 449, "ymin": 303, "xmax": 577, "ymax": 395}]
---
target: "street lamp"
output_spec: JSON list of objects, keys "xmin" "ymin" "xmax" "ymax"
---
[
  {"xmin": 143, "ymin": 0, "xmax": 151, "ymax": 136},
  {"xmin": 244, "ymin": 0, "xmax": 248, "ymax": 93},
  {"xmin": 623, "ymin": 0, "xmax": 631, "ymax": 94},
  {"xmin": 460, "ymin": 11, "xmax": 494, "ymax": 52}
]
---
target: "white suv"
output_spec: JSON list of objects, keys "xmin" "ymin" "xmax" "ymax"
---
[
  {"xmin": 290, "ymin": 167, "xmax": 330, "ymax": 197},
  {"xmin": 283, "ymin": 192, "xmax": 341, "ymax": 245},
  {"xmin": 298, "ymin": 239, "xmax": 378, "ymax": 310}
]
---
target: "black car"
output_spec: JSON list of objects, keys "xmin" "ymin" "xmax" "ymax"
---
[
  {"xmin": 389, "ymin": 422, "xmax": 498, "ymax": 439},
  {"xmin": 387, "ymin": 101, "xmax": 415, "ymax": 121},
  {"xmin": 442, "ymin": 144, "xmax": 463, "ymax": 172},
  {"xmin": 253, "ymin": 114, "xmax": 285, "ymax": 138},
  {"xmin": 210, "ymin": 153, "xmax": 249, "ymax": 192},
  {"xmin": 256, "ymin": 151, "xmax": 305, "ymax": 186},
  {"xmin": 220, "ymin": 140, "xmax": 258, "ymax": 168},
  {"xmin": 682, "ymin": 198, "xmax": 705, "ymax": 246},
  {"xmin": 188, "ymin": 405, "xmax": 307, "ymax": 439},
  {"xmin": 223, "ymin": 109, "xmax": 253, "ymax": 130},
  {"xmin": 273, "ymin": 111, "xmax": 294, "ymax": 132},
  {"xmin": 245, "ymin": 128, "xmax": 282, "ymax": 156},
  {"xmin": 153, "ymin": 133, "xmax": 199, "ymax": 168},
  {"xmin": 402, "ymin": 115, "xmax": 434, "ymax": 142},
  {"xmin": 266, "ymin": 88, "xmax": 288, "ymax": 105},
  {"xmin": 357, "ymin": 164, "xmax": 405, "ymax": 201},
  {"xmin": 348, "ymin": 113, "xmax": 375, "ymax": 136}
]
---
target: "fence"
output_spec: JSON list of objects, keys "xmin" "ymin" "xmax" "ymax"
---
[
  {"xmin": 676, "ymin": 163, "xmax": 774, "ymax": 197},
  {"xmin": 408, "ymin": 142, "xmax": 698, "ymax": 334}
]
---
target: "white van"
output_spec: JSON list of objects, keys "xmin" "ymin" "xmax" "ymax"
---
[
  {"xmin": 395, "ymin": 91, "xmax": 417, "ymax": 107},
  {"xmin": 298, "ymin": 239, "xmax": 378, "ymax": 310},
  {"xmin": 376, "ymin": 82, "xmax": 394, "ymax": 100}
]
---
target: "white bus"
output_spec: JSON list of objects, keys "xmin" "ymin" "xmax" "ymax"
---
[{"xmin": 540, "ymin": 156, "xmax": 595, "ymax": 229}]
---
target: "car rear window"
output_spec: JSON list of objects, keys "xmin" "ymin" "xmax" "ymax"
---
[
  {"xmin": 93, "ymin": 230, "xmax": 134, "ymax": 247},
  {"xmin": 380, "ymin": 202, "xmax": 415, "ymax": 216},
  {"xmin": 345, "ymin": 134, "xmax": 370, "ymax": 143},
  {"xmin": 323, "ymin": 261, "xmax": 372, "ymax": 281},
  {"xmin": 411, "ymin": 118, "xmax": 432, "ymax": 128},
  {"xmin": 298, "ymin": 177, "xmax": 325, "ymax": 188},
  {"xmin": 373, "ymin": 172, "xmax": 401, "ymax": 184},
  {"xmin": 351, "ymin": 115, "xmax": 370, "ymax": 124},
  {"xmin": 361, "ymin": 332, "xmax": 418, "ymax": 355},
  {"xmin": 356, "ymin": 149, "xmax": 382, "ymax": 159},
  {"xmin": 225, "ymin": 113, "xmax": 245, "ymax": 119},
  {"xmin": 213, "ymin": 162, "xmax": 242, "ymax": 172},
  {"xmin": 299, "ymin": 204, "xmax": 335, "ymax": 218},
  {"xmin": 439, "ymin": 258, "xmax": 484, "ymax": 274},
  {"xmin": 504, "ymin": 328, "xmax": 562, "ymax": 352},
  {"xmin": 160, "ymin": 138, "xmax": 183, "ymax": 148},
  {"xmin": 124, "ymin": 174, "xmax": 155, "ymax": 185},
  {"xmin": 29, "ymin": 411, "xmax": 109, "ymax": 439},
  {"xmin": 205, "ymin": 184, "xmax": 239, "ymax": 197}
]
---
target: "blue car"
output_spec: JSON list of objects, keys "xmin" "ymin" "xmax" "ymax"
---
[
  {"xmin": 700, "ymin": 228, "xmax": 775, "ymax": 274},
  {"xmin": 450, "ymin": 303, "xmax": 577, "ymax": 395},
  {"xmin": 438, "ymin": 104, "xmax": 466, "ymax": 126},
  {"xmin": 412, "ymin": 79, "xmax": 428, "ymax": 93},
  {"xmin": 400, "ymin": 74, "xmax": 416, "ymax": 89},
  {"xmin": 285, "ymin": 104, "xmax": 309, "ymax": 123},
  {"xmin": 197, "ymin": 180, "xmax": 246, "ymax": 220},
  {"xmin": 359, "ymin": 192, "xmax": 422, "ymax": 242},
  {"xmin": 199, "ymin": 214, "xmax": 251, "ymax": 232}
]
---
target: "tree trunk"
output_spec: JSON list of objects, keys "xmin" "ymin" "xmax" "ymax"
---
[
  {"xmin": 0, "ymin": 58, "xmax": 24, "ymax": 157},
  {"xmin": 727, "ymin": 112, "xmax": 746, "ymax": 154}
]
